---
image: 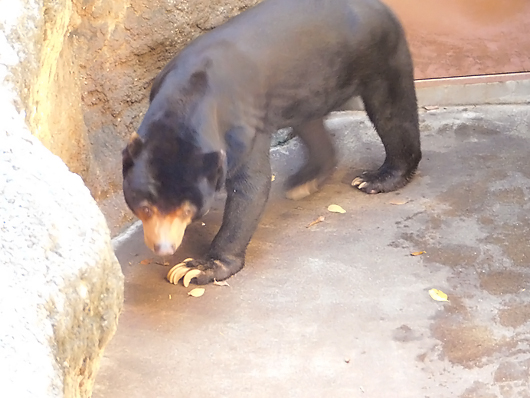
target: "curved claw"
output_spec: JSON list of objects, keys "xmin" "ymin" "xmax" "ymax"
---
[
  {"xmin": 167, "ymin": 264, "xmax": 190, "ymax": 285},
  {"xmin": 351, "ymin": 177, "xmax": 378, "ymax": 193},
  {"xmin": 183, "ymin": 269, "xmax": 203, "ymax": 287},
  {"xmin": 351, "ymin": 177, "xmax": 363, "ymax": 187},
  {"xmin": 167, "ymin": 258, "xmax": 199, "ymax": 285},
  {"xmin": 167, "ymin": 258, "xmax": 239, "ymax": 286}
]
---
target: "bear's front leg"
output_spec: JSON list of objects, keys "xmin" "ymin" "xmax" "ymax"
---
[{"xmin": 176, "ymin": 132, "xmax": 272, "ymax": 285}]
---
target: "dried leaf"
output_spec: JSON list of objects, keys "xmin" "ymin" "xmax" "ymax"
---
[
  {"xmin": 213, "ymin": 280, "xmax": 230, "ymax": 287},
  {"xmin": 410, "ymin": 251, "xmax": 426, "ymax": 256},
  {"xmin": 307, "ymin": 215, "xmax": 325, "ymax": 228},
  {"xmin": 140, "ymin": 259, "xmax": 151, "ymax": 265},
  {"xmin": 429, "ymin": 288, "xmax": 448, "ymax": 302},
  {"xmin": 424, "ymin": 105, "xmax": 439, "ymax": 111},
  {"xmin": 389, "ymin": 199, "xmax": 409, "ymax": 205},
  {"xmin": 327, "ymin": 204, "xmax": 346, "ymax": 213},
  {"xmin": 188, "ymin": 288, "xmax": 205, "ymax": 297}
]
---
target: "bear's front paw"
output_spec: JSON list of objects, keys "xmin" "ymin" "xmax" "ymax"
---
[{"xmin": 166, "ymin": 257, "xmax": 242, "ymax": 286}]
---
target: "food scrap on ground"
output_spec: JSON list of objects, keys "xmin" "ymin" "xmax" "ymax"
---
[
  {"xmin": 213, "ymin": 280, "xmax": 230, "ymax": 287},
  {"xmin": 307, "ymin": 215, "xmax": 325, "ymax": 228}
]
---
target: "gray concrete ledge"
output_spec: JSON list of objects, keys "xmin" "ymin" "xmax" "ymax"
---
[{"xmin": 342, "ymin": 73, "xmax": 530, "ymax": 111}]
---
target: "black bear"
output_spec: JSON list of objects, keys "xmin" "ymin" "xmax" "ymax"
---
[{"xmin": 122, "ymin": 0, "xmax": 421, "ymax": 284}]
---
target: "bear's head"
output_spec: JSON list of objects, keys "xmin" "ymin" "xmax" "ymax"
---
[{"xmin": 122, "ymin": 120, "xmax": 226, "ymax": 257}]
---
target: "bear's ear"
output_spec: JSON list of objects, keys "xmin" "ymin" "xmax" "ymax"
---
[
  {"xmin": 203, "ymin": 150, "xmax": 226, "ymax": 191},
  {"xmin": 184, "ymin": 58, "xmax": 211, "ymax": 96},
  {"xmin": 182, "ymin": 69, "xmax": 209, "ymax": 98},
  {"xmin": 122, "ymin": 132, "xmax": 144, "ymax": 177}
]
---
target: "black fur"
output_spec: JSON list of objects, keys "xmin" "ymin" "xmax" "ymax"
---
[{"xmin": 122, "ymin": 0, "xmax": 421, "ymax": 284}]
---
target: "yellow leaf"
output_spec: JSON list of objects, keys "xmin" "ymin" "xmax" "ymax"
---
[
  {"xmin": 188, "ymin": 288, "xmax": 205, "ymax": 297},
  {"xmin": 271, "ymin": 175, "xmax": 276, "ymax": 182},
  {"xmin": 429, "ymin": 288, "xmax": 448, "ymax": 302},
  {"xmin": 389, "ymin": 199, "xmax": 409, "ymax": 205},
  {"xmin": 411, "ymin": 251, "xmax": 426, "ymax": 256},
  {"xmin": 327, "ymin": 204, "xmax": 346, "ymax": 213}
]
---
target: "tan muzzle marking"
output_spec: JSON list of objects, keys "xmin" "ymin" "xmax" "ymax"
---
[
  {"xmin": 129, "ymin": 131, "xmax": 141, "ymax": 143},
  {"xmin": 137, "ymin": 201, "xmax": 196, "ymax": 256}
]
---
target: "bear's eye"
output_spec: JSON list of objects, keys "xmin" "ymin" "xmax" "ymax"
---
[
  {"xmin": 139, "ymin": 206, "xmax": 152, "ymax": 218},
  {"xmin": 181, "ymin": 202, "xmax": 196, "ymax": 219}
]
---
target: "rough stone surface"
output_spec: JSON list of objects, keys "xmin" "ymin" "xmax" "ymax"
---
[
  {"xmin": 0, "ymin": 96, "xmax": 124, "ymax": 398},
  {"xmin": 0, "ymin": 4, "xmax": 124, "ymax": 397}
]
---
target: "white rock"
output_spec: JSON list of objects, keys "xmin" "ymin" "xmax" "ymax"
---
[{"xmin": 0, "ymin": 1, "xmax": 124, "ymax": 396}]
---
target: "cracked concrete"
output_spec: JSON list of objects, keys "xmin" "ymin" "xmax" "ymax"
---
[{"xmin": 94, "ymin": 104, "xmax": 530, "ymax": 398}]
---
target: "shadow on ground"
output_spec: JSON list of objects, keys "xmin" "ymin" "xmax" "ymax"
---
[{"xmin": 94, "ymin": 105, "xmax": 530, "ymax": 398}]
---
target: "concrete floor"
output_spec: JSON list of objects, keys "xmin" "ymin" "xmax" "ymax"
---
[{"xmin": 94, "ymin": 105, "xmax": 530, "ymax": 398}]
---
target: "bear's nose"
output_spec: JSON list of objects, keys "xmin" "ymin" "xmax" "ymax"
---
[{"xmin": 154, "ymin": 242, "xmax": 176, "ymax": 256}]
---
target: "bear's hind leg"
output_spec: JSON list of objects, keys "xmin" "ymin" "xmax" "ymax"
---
[
  {"xmin": 352, "ymin": 65, "xmax": 421, "ymax": 194},
  {"xmin": 285, "ymin": 118, "xmax": 337, "ymax": 200}
]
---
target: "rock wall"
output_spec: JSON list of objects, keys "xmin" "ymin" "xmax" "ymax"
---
[
  {"xmin": 0, "ymin": 2, "xmax": 124, "ymax": 396},
  {"xmin": 0, "ymin": 109, "xmax": 124, "ymax": 397},
  {"xmin": 11, "ymin": 0, "xmax": 260, "ymax": 234}
]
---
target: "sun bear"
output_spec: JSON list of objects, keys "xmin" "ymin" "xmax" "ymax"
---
[{"xmin": 122, "ymin": 0, "xmax": 421, "ymax": 284}]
